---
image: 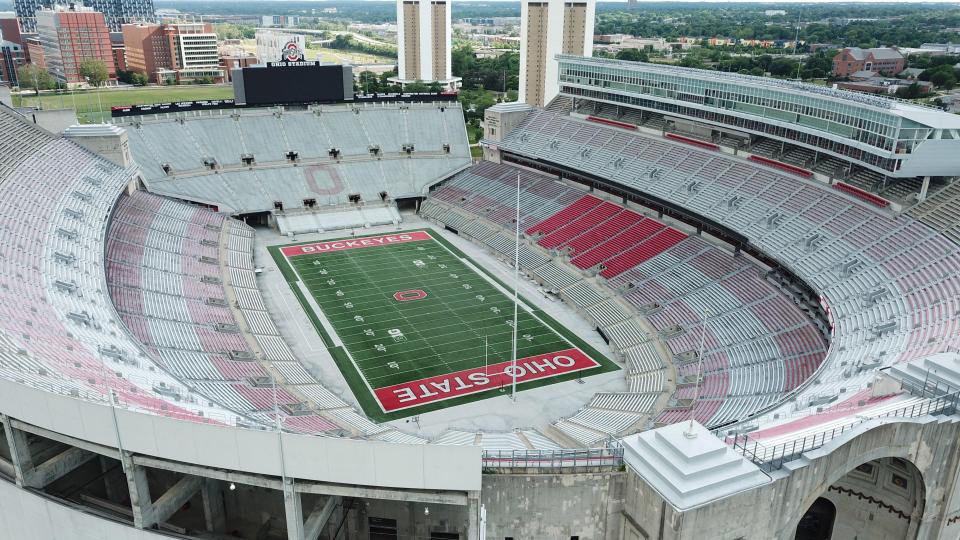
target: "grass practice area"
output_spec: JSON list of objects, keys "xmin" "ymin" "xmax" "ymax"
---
[
  {"xmin": 270, "ymin": 230, "xmax": 618, "ymax": 421},
  {"xmin": 14, "ymin": 85, "xmax": 234, "ymax": 123}
]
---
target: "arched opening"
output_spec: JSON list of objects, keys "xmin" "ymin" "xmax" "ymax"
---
[
  {"xmin": 795, "ymin": 498, "xmax": 835, "ymax": 540},
  {"xmin": 795, "ymin": 457, "xmax": 925, "ymax": 540}
]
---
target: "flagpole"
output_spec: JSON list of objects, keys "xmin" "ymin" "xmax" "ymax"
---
[
  {"xmin": 510, "ymin": 171, "xmax": 520, "ymax": 401},
  {"xmin": 685, "ymin": 308, "xmax": 710, "ymax": 438}
]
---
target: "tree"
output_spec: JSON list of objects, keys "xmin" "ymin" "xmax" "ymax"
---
[
  {"xmin": 357, "ymin": 70, "xmax": 382, "ymax": 93},
  {"xmin": 17, "ymin": 64, "xmax": 56, "ymax": 95},
  {"xmin": 116, "ymin": 69, "xmax": 147, "ymax": 86},
  {"xmin": 896, "ymin": 82, "xmax": 925, "ymax": 99},
  {"xmin": 615, "ymin": 48, "xmax": 649, "ymax": 62},
  {"xmin": 404, "ymin": 81, "xmax": 430, "ymax": 93},
  {"xmin": 79, "ymin": 59, "xmax": 109, "ymax": 88},
  {"xmin": 767, "ymin": 58, "xmax": 797, "ymax": 77},
  {"xmin": 930, "ymin": 70, "xmax": 957, "ymax": 89}
]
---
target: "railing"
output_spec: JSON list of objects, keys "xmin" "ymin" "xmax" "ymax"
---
[
  {"xmin": 481, "ymin": 445, "xmax": 624, "ymax": 469},
  {"xmin": 722, "ymin": 388, "xmax": 960, "ymax": 472}
]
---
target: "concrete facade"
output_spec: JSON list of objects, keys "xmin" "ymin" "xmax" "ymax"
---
[
  {"xmin": 481, "ymin": 472, "xmax": 625, "ymax": 540},
  {"xmin": 620, "ymin": 417, "xmax": 960, "ymax": 539}
]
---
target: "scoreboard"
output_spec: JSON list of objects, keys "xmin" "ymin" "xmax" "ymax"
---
[{"xmin": 233, "ymin": 62, "xmax": 354, "ymax": 106}]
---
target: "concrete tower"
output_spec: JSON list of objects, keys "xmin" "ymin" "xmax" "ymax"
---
[
  {"xmin": 393, "ymin": 0, "xmax": 460, "ymax": 89},
  {"xmin": 519, "ymin": 0, "xmax": 595, "ymax": 107}
]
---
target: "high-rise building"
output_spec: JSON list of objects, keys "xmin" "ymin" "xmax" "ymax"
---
[
  {"xmin": 15, "ymin": 0, "xmax": 154, "ymax": 33},
  {"xmin": 122, "ymin": 22, "xmax": 222, "ymax": 84},
  {"xmin": 36, "ymin": 4, "xmax": 115, "ymax": 85},
  {"xmin": 519, "ymin": 0, "xmax": 594, "ymax": 107},
  {"xmin": 393, "ymin": 0, "xmax": 459, "ymax": 88}
]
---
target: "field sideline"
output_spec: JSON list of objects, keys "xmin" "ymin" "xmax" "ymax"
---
[{"xmin": 269, "ymin": 229, "xmax": 619, "ymax": 421}]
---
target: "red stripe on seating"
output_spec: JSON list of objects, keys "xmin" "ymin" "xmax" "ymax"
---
[
  {"xmin": 665, "ymin": 132, "xmax": 719, "ymax": 151},
  {"xmin": 748, "ymin": 155, "xmax": 813, "ymax": 178},
  {"xmin": 832, "ymin": 182, "xmax": 890, "ymax": 208},
  {"xmin": 525, "ymin": 195, "xmax": 602, "ymax": 235},
  {"xmin": 586, "ymin": 116, "xmax": 637, "ymax": 130},
  {"xmin": 373, "ymin": 348, "xmax": 599, "ymax": 412}
]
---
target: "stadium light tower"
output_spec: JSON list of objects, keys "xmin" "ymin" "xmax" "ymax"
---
[
  {"xmin": 510, "ymin": 171, "xmax": 521, "ymax": 401},
  {"xmin": 684, "ymin": 308, "xmax": 710, "ymax": 439}
]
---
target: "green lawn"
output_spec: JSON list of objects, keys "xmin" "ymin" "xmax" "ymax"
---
[
  {"xmin": 270, "ymin": 230, "xmax": 618, "ymax": 421},
  {"xmin": 14, "ymin": 85, "xmax": 234, "ymax": 123}
]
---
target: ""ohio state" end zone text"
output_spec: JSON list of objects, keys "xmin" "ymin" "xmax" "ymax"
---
[
  {"xmin": 281, "ymin": 231, "xmax": 432, "ymax": 257},
  {"xmin": 373, "ymin": 348, "xmax": 600, "ymax": 412}
]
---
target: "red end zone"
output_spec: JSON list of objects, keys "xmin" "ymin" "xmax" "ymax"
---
[
  {"xmin": 374, "ymin": 348, "xmax": 599, "ymax": 412},
  {"xmin": 281, "ymin": 231, "xmax": 432, "ymax": 257}
]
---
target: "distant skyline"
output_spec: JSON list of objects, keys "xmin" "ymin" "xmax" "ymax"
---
[{"xmin": 145, "ymin": 0, "xmax": 960, "ymax": 3}]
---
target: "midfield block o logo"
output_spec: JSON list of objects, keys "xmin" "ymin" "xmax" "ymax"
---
[{"xmin": 394, "ymin": 289, "xmax": 427, "ymax": 302}]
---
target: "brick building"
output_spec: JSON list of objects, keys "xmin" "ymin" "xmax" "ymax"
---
[
  {"xmin": 832, "ymin": 47, "xmax": 906, "ymax": 77},
  {"xmin": 122, "ymin": 21, "xmax": 222, "ymax": 84},
  {"xmin": 36, "ymin": 4, "xmax": 115, "ymax": 85}
]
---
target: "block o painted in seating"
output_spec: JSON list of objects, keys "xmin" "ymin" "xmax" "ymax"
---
[{"xmin": 394, "ymin": 289, "xmax": 427, "ymax": 302}]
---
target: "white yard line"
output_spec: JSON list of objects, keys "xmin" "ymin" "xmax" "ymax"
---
[
  {"xmin": 295, "ymin": 281, "xmax": 343, "ymax": 348},
  {"xmin": 287, "ymin": 254, "xmax": 387, "ymax": 412}
]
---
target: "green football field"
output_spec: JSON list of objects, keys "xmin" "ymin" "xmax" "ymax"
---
[{"xmin": 269, "ymin": 229, "xmax": 618, "ymax": 421}]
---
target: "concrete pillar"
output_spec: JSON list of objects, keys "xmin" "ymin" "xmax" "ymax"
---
[
  {"xmin": 99, "ymin": 456, "xmax": 122, "ymax": 503},
  {"xmin": 467, "ymin": 493, "xmax": 480, "ymax": 540},
  {"xmin": 918, "ymin": 176, "xmax": 931, "ymax": 203},
  {"xmin": 2, "ymin": 419, "xmax": 34, "ymax": 487},
  {"xmin": 201, "ymin": 478, "xmax": 227, "ymax": 533},
  {"xmin": 355, "ymin": 499, "xmax": 368, "ymax": 540},
  {"xmin": 122, "ymin": 452, "xmax": 155, "ymax": 529},
  {"xmin": 0, "ymin": 421, "xmax": 95, "ymax": 489},
  {"xmin": 283, "ymin": 478, "xmax": 305, "ymax": 540},
  {"xmin": 404, "ymin": 501, "xmax": 416, "ymax": 539}
]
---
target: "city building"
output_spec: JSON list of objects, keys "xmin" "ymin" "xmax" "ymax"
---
[
  {"xmin": 255, "ymin": 29, "xmax": 305, "ymax": 65},
  {"xmin": 0, "ymin": 39, "xmax": 25, "ymax": 85},
  {"xmin": 219, "ymin": 53, "xmax": 257, "ymax": 82},
  {"xmin": 919, "ymin": 42, "xmax": 960, "ymax": 54},
  {"xmin": 832, "ymin": 47, "xmax": 906, "ymax": 77},
  {"xmin": 392, "ymin": 0, "xmax": 459, "ymax": 88},
  {"xmin": 24, "ymin": 35, "xmax": 44, "ymax": 68},
  {"xmin": 518, "ymin": 0, "xmax": 595, "ymax": 107},
  {"xmin": 0, "ymin": 12, "xmax": 23, "ymax": 47},
  {"xmin": 261, "ymin": 15, "xmax": 300, "ymax": 28},
  {"xmin": 838, "ymin": 76, "xmax": 934, "ymax": 95},
  {"xmin": 36, "ymin": 4, "xmax": 115, "ymax": 85},
  {"xmin": 122, "ymin": 22, "xmax": 221, "ymax": 84},
  {"xmin": 109, "ymin": 31, "xmax": 125, "ymax": 72},
  {"xmin": 15, "ymin": 0, "xmax": 154, "ymax": 33}
]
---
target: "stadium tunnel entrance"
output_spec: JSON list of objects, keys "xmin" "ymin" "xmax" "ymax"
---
[
  {"xmin": 236, "ymin": 210, "xmax": 273, "ymax": 228},
  {"xmin": 795, "ymin": 457, "xmax": 925, "ymax": 540}
]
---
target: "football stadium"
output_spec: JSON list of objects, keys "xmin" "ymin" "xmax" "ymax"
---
[{"xmin": 1, "ymin": 53, "xmax": 960, "ymax": 540}]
